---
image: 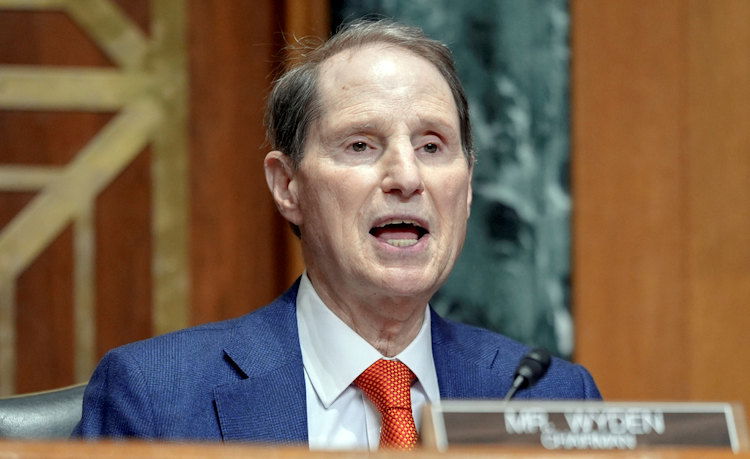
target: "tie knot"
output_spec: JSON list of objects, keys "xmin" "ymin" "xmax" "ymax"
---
[{"xmin": 355, "ymin": 359, "xmax": 415, "ymax": 412}]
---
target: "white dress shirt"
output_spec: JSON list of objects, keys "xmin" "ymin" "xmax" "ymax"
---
[{"xmin": 296, "ymin": 273, "xmax": 441, "ymax": 451}]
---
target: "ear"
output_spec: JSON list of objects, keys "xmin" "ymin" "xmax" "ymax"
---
[{"xmin": 264, "ymin": 151, "xmax": 303, "ymax": 225}]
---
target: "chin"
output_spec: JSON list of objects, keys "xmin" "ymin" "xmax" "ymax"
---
[{"xmin": 374, "ymin": 268, "xmax": 441, "ymax": 300}]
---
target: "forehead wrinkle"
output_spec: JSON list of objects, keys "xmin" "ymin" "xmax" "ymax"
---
[
  {"xmin": 319, "ymin": 105, "xmax": 398, "ymax": 140},
  {"xmin": 322, "ymin": 86, "xmax": 455, "ymax": 127}
]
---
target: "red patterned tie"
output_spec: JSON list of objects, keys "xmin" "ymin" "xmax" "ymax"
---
[{"xmin": 355, "ymin": 359, "xmax": 419, "ymax": 450}]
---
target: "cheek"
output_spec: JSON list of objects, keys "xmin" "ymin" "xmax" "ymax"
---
[
  {"xmin": 298, "ymin": 170, "xmax": 363, "ymax": 229},
  {"xmin": 439, "ymin": 174, "xmax": 472, "ymax": 222}
]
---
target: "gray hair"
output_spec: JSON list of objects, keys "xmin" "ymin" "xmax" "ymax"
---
[{"xmin": 265, "ymin": 19, "xmax": 474, "ymax": 168}]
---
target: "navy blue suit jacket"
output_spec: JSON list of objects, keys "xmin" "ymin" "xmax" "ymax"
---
[{"xmin": 73, "ymin": 281, "xmax": 601, "ymax": 443}]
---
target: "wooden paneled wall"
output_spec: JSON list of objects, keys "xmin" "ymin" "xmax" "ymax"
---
[
  {"xmin": 0, "ymin": 0, "xmax": 327, "ymax": 395},
  {"xmin": 188, "ymin": 0, "xmax": 287, "ymax": 326},
  {"xmin": 572, "ymin": 0, "xmax": 750, "ymax": 412}
]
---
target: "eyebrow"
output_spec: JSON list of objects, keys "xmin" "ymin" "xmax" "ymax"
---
[
  {"xmin": 416, "ymin": 116, "xmax": 459, "ymax": 139},
  {"xmin": 320, "ymin": 120, "xmax": 389, "ymax": 143},
  {"xmin": 324, "ymin": 115, "xmax": 459, "ymax": 141}
]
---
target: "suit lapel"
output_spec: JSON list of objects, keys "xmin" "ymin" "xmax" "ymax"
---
[
  {"xmin": 430, "ymin": 309, "xmax": 509, "ymax": 399},
  {"xmin": 213, "ymin": 362, "xmax": 307, "ymax": 444},
  {"xmin": 213, "ymin": 281, "xmax": 308, "ymax": 444}
]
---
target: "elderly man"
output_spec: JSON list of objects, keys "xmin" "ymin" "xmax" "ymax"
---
[{"xmin": 74, "ymin": 20, "xmax": 600, "ymax": 450}]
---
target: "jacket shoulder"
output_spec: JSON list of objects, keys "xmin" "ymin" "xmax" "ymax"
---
[
  {"xmin": 113, "ymin": 282, "xmax": 299, "ymax": 367},
  {"xmin": 432, "ymin": 312, "xmax": 601, "ymax": 400}
]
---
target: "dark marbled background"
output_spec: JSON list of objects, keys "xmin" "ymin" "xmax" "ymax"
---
[{"xmin": 332, "ymin": 0, "xmax": 573, "ymax": 357}]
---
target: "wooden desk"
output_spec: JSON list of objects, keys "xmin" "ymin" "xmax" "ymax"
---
[{"xmin": 0, "ymin": 441, "xmax": 747, "ymax": 458}]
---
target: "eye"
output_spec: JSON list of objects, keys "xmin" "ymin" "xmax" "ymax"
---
[
  {"xmin": 423, "ymin": 143, "xmax": 439, "ymax": 154},
  {"xmin": 351, "ymin": 141, "xmax": 368, "ymax": 152}
]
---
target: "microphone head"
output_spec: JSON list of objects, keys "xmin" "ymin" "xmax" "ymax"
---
[{"xmin": 514, "ymin": 348, "xmax": 551, "ymax": 388}]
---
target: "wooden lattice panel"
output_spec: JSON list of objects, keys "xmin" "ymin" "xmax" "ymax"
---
[{"xmin": 0, "ymin": 0, "xmax": 188, "ymax": 395}]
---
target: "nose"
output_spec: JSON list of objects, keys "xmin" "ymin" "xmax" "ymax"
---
[{"xmin": 380, "ymin": 140, "xmax": 424, "ymax": 199}]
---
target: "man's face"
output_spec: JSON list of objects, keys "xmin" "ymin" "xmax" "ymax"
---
[{"xmin": 288, "ymin": 44, "xmax": 472, "ymax": 304}]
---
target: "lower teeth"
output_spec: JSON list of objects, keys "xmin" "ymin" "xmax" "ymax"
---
[{"xmin": 387, "ymin": 239, "xmax": 418, "ymax": 247}]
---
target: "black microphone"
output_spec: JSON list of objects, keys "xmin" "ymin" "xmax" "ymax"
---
[{"xmin": 503, "ymin": 348, "xmax": 551, "ymax": 400}]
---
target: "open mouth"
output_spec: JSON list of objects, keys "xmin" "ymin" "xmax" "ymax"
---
[{"xmin": 369, "ymin": 220, "xmax": 429, "ymax": 247}]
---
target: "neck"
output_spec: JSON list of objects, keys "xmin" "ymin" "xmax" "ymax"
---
[{"xmin": 307, "ymin": 273, "xmax": 427, "ymax": 357}]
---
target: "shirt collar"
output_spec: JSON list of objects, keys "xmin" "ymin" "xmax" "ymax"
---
[{"xmin": 296, "ymin": 273, "xmax": 440, "ymax": 408}]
